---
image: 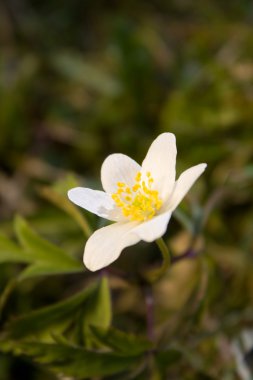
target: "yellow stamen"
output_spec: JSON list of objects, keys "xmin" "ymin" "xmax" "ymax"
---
[
  {"xmin": 111, "ymin": 171, "xmax": 162, "ymax": 222},
  {"xmin": 135, "ymin": 172, "xmax": 141, "ymax": 182},
  {"xmin": 132, "ymin": 184, "xmax": 140, "ymax": 192}
]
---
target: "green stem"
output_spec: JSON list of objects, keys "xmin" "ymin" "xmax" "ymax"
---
[
  {"xmin": 156, "ymin": 238, "xmax": 171, "ymax": 273},
  {"xmin": 156, "ymin": 237, "xmax": 170, "ymax": 263},
  {"xmin": 146, "ymin": 238, "xmax": 171, "ymax": 282}
]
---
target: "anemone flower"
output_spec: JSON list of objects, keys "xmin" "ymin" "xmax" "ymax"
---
[{"xmin": 68, "ymin": 133, "xmax": 207, "ymax": 271}]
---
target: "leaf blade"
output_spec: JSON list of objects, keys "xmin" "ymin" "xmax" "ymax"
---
[{"xmin": 14, "ymin": 216, "xmax": 83, "ymax": 277}]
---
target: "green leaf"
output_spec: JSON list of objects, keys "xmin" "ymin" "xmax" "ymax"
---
[
  {"xmin": 0, "ymin": 233, "xmax": 32, "ymax": 264},
  {"xmin": 18, "ymin": 263, "xmax": 82, "ymax": 280},
  {"xmin": 90, "ymin": 325, "xmax": 153, "ymax": 355},
  {"xmin": 83, "ymin": 276, "xmax": 112, "ymax": 329},
  {"xmin": 82, "ymin": 276, "xmax": 112, "ymax": 345},
  {"xmin": 14, "ymin": 216, "xmax": 83, "ymax": 278},
  {"xmin": 5, "ymin": 284, "xmax": 96, "ymax": 340},
  {"xmin": 0, "ymin": 279, "xmax": 17, "ymax": 315},
  {"xmin": 13, "ymin": 342, "xmax": 141, "ymax": 378}
]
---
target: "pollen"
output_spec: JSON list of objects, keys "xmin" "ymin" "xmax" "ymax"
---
[{"xmin": 111, "ymin": 172, "xmax": 162, "ymax": 222}]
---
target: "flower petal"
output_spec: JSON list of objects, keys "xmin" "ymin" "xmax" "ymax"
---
[
  {"xmin": 132, "ymin": 210, "xmax": 172, "ymax": 242},
  {"xmin": 141, "ymin": 133, "xmax": 177, "ymax": 201},
  {"xmin": 101, "ymin": 154, "xmax": 141, "ymax": 194},
  {"xmin": 168, "ymin": 163, "xmax": 207, "ymax": 211},
  {"xmin": 84, "ymin": 222, "xmax": 140, "ymax": 271},
  {"xmin": 68, "ymin": 187, "xmax": 123, "ymax": 221}
]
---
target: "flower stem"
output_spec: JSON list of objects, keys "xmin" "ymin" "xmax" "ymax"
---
[
  {"xmin": 144, "ymin": 238, "xmax": 171, "ymax": 282},
  {"xmin": 156, "ymin": 238, "xmax": 171, "ymax": 266},
  {"xmin": 154, "ymin": 237, "xmax": 171, "ymax": 279}
]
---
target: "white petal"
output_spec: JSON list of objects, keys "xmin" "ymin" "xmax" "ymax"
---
[
  {"xmin": 141, "ymin": 133, "xmax": 177, "ymax": 201},
  {"xmin": 101, "ymin": 153, "xmax": 141, "ymax": 194},
  {"xmin": 68, "ymin": 187, "xmax": 123, "ymax": 221},
  {"xmin": 84, "ymin": 222, "xmax": 140, "ymax": 271},
  {"xmin": 168, "ymin": 163, "xmax": 207, "ymax": 211},
  {"xmin": 132, "ymin": 210, "xmax": 172, "ymax": 242}
]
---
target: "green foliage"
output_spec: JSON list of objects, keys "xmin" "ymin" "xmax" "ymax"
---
[
  {"xmin": 14, "ymin": 216, "xmax": 83, "ymax": 279},
  {"xmin": 89, "ymin": 325, "xmax": 153, "ymax": 355},
  {"xmin": 0, "ymin": 276, "xmax": 146, "ymax": 378},
  {"xmin": 11, "ymin": 342, "xmax": 142, "ymax": 378},
  {"xmin": 0, "ymin": 234, "xmax": 33, "ymax": 264},
  {"xmin": 4, "ymin": 284, "xmax": 96, "ymax": 340},
  {"xmin": 82, "ymin": 276, "xmax": 112, "ymax": 330},
  {"xmin": 80, "ymin": 276, "xmax": 112, "ymax": 347}
]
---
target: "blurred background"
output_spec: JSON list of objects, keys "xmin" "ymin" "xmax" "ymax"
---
[{"xmin": 0, "ymin": 0, "xmax": 253, "ymax": 379}]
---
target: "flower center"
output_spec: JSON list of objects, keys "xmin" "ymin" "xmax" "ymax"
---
[{"xmin": 111, "ymin": 171, "xmax": 162, "ymax": 222}]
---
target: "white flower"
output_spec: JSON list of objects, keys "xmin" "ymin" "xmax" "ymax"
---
[{"xmin": 68, "ymin": 133, "xmax": 207, "ymax": 271}]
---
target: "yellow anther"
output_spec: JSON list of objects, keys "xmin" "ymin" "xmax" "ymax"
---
[
  {"xmin": 132, "ymin": 184, "xmax": 140, "ymax": 192},
  {"xmin": 135, "ymin": 172, "xmax": 141, "ymax": 182},
  {"xmin": 111, "ymin": 170, "xmax": 162, "ymax": 222}
]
